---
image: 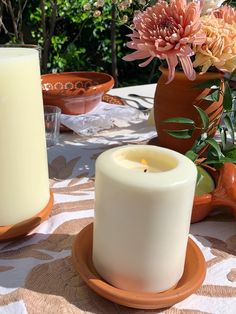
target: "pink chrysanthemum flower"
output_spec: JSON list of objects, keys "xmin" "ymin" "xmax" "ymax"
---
[
  {"xmin": 213, "ymin": 5, "xmax": 236, "ymax": 24},
  {"xmin": 193, "ymin": 15, "xmax": 236, "ymax": 73},
  {"xmin": 123, "ymin": 0, "xmax": 206, "ymax": 83}
]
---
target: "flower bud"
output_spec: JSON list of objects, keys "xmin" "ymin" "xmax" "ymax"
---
[
  {"xmin": 138, "ymin": 0, "xmax": 146, "ymax": 5},
  {"xmin": 83, "ymin": 3, "xmax": 91, "ymax": 10},
  {"xmin": 96, "ymin": 0, "xmax": 105, "ymax": 7},
  {"xmin": 122, "ymin": 15, "xmax": 129, "ymax": 23},
  {"xmin": 93, "ymin": 10, "xmax": 101, "ymax": 17}
]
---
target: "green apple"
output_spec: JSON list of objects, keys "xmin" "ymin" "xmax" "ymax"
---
[{"xmin": 195, "ymin": 166, "xmax": 215, "ymax": 196}]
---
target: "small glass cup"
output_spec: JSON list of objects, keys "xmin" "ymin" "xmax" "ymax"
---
[{"xmin": 44, "ymin": 106, "xmax": 61, "ymax": 147}]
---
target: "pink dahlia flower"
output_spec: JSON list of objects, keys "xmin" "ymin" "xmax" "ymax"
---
[{"xmin": 123, "ymin": 0, "xmax": 206, "ymax": 83}]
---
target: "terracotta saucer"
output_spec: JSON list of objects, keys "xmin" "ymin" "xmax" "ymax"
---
[
  {"xmin": 71, "ymin": 223, "xmax": 206, "ymax": 310},
  {"xmin": 0, "ymin": 190, "xmax": 54, "ymax": 242}
]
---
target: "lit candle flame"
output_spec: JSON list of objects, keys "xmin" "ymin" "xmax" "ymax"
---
[
  {"xmin": 141, "ymin": 159, "xmax": 148, "ymax": 166},
  {"xmin": 141, "ymin": 159, "xmax": 148, "ymax": 172}
]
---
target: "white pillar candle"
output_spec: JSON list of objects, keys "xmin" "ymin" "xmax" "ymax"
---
[
  {"xmin": 0, "ymin": 48, "xmax": 50, "ymax": 225},
  {"xmin": 93, "ymin": 145, "xmax": 197, "ymax": 293}
]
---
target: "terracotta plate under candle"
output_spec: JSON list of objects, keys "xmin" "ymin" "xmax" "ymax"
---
[
  {"xmin": 71, "ymin": 223, "xmax": 206, "ymax": 310},
  {"xmin": 0, "ymin": 190, "xmax": 54, "ymax": 242}
]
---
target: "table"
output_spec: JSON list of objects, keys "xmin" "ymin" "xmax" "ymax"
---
[{"xmin": 0, "ymin": 84, "xmax": 236, "ymax": 314}]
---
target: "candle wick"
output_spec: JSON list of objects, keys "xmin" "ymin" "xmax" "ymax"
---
[{"xmin": 144, "ymin": 169, "xmax": 148, "ymax": 173}]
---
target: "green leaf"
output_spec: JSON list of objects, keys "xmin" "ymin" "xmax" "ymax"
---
[
  {"xmin": 164, "ymin": 117, "xmax": 195, "ymax": 125},
  {"xmin": 205, "ymin": 138, "xmax": 223, "ymax": 158},
  {"xmin": 194, "ymin": 105, "xmax": 209, "ymax": 129},
  {"xmin": 224, "ymin": 147, "xmax": 236, "ymax": 159},
  {"xmin": 204, "ymin": 157, "xmax": 236, "ymax": 164},
  {"xmin": 203, "ymin": 89, "xmax": 220, "ymax": 102},
  {"xmin": 227, "ymin": 144, "xmax": 236, "ymax": 150},
  {"xmin": 223, "ymin": 114, "xmax": 235, "ymax": 143},
  {"xmin": 229, "ymin": 68, "xmax": 236, "ymax": 80},
  {"xmin": 191, "ymin": 132, "xmax": 208, "ymax": 153},
  {"xmin": 218, "ymin": 125, "xmax": 227, "ymax": 151},
  {"xmin": 166, "ymin": 129, "xmax": 194, "ymax": 139},
  {"xmin": 223, "ymin": 81, "xmax": 233, "ymax": 110},
  {"xmin": 185, "ymin": 150, "xmax": 198, "ymax": 162},
  {"xmin": 194, "ymin": 79, "xmax": 221, "ymax": 89}
]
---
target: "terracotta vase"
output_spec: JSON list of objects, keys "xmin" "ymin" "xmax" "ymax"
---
[{"xmin": 152, "ymin": 68, "xmax": 224, "ymax": 154}]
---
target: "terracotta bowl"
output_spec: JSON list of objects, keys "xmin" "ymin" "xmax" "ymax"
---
[
  {"xmin": 192, "ymin": 163, "xmax": 236, "ymax": 223},
  {"xmin": 41, "ymin": 72, "xmax": 114, "ymax": 115}
]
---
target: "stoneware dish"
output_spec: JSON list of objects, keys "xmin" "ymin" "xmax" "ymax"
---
[
  {"xmin": 72, "ymin": 223, "xmax": 206, "ymax": 310},
  {"xmin": 41, "ymin": 72, "xmax": 114, "ymax": 115},
  {"xmin": 192, "ymin": 163, "xmax": 236, "ymax": 223}
]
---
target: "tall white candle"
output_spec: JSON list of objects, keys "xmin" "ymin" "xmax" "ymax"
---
[
  {"xmin": 0, "ymin": 48, "xmax": 50, "ymax": 225},
  {"xmin": 93, "ymin": 145, "xmax": 197, "ymax": 293}
]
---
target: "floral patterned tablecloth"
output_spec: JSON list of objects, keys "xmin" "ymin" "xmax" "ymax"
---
[{"xmin": 0, "ymin": 109, "xmax": 236, "ymax": 314}]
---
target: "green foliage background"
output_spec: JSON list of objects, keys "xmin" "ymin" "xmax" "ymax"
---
[{"xmin": 0, "ymin": 0, "xmax": 159, "ymax": 86}]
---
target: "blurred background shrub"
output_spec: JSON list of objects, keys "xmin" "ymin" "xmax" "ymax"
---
[{"xmin": 0, "ymin": 0, "xmax": 160, "ymax": 86}]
